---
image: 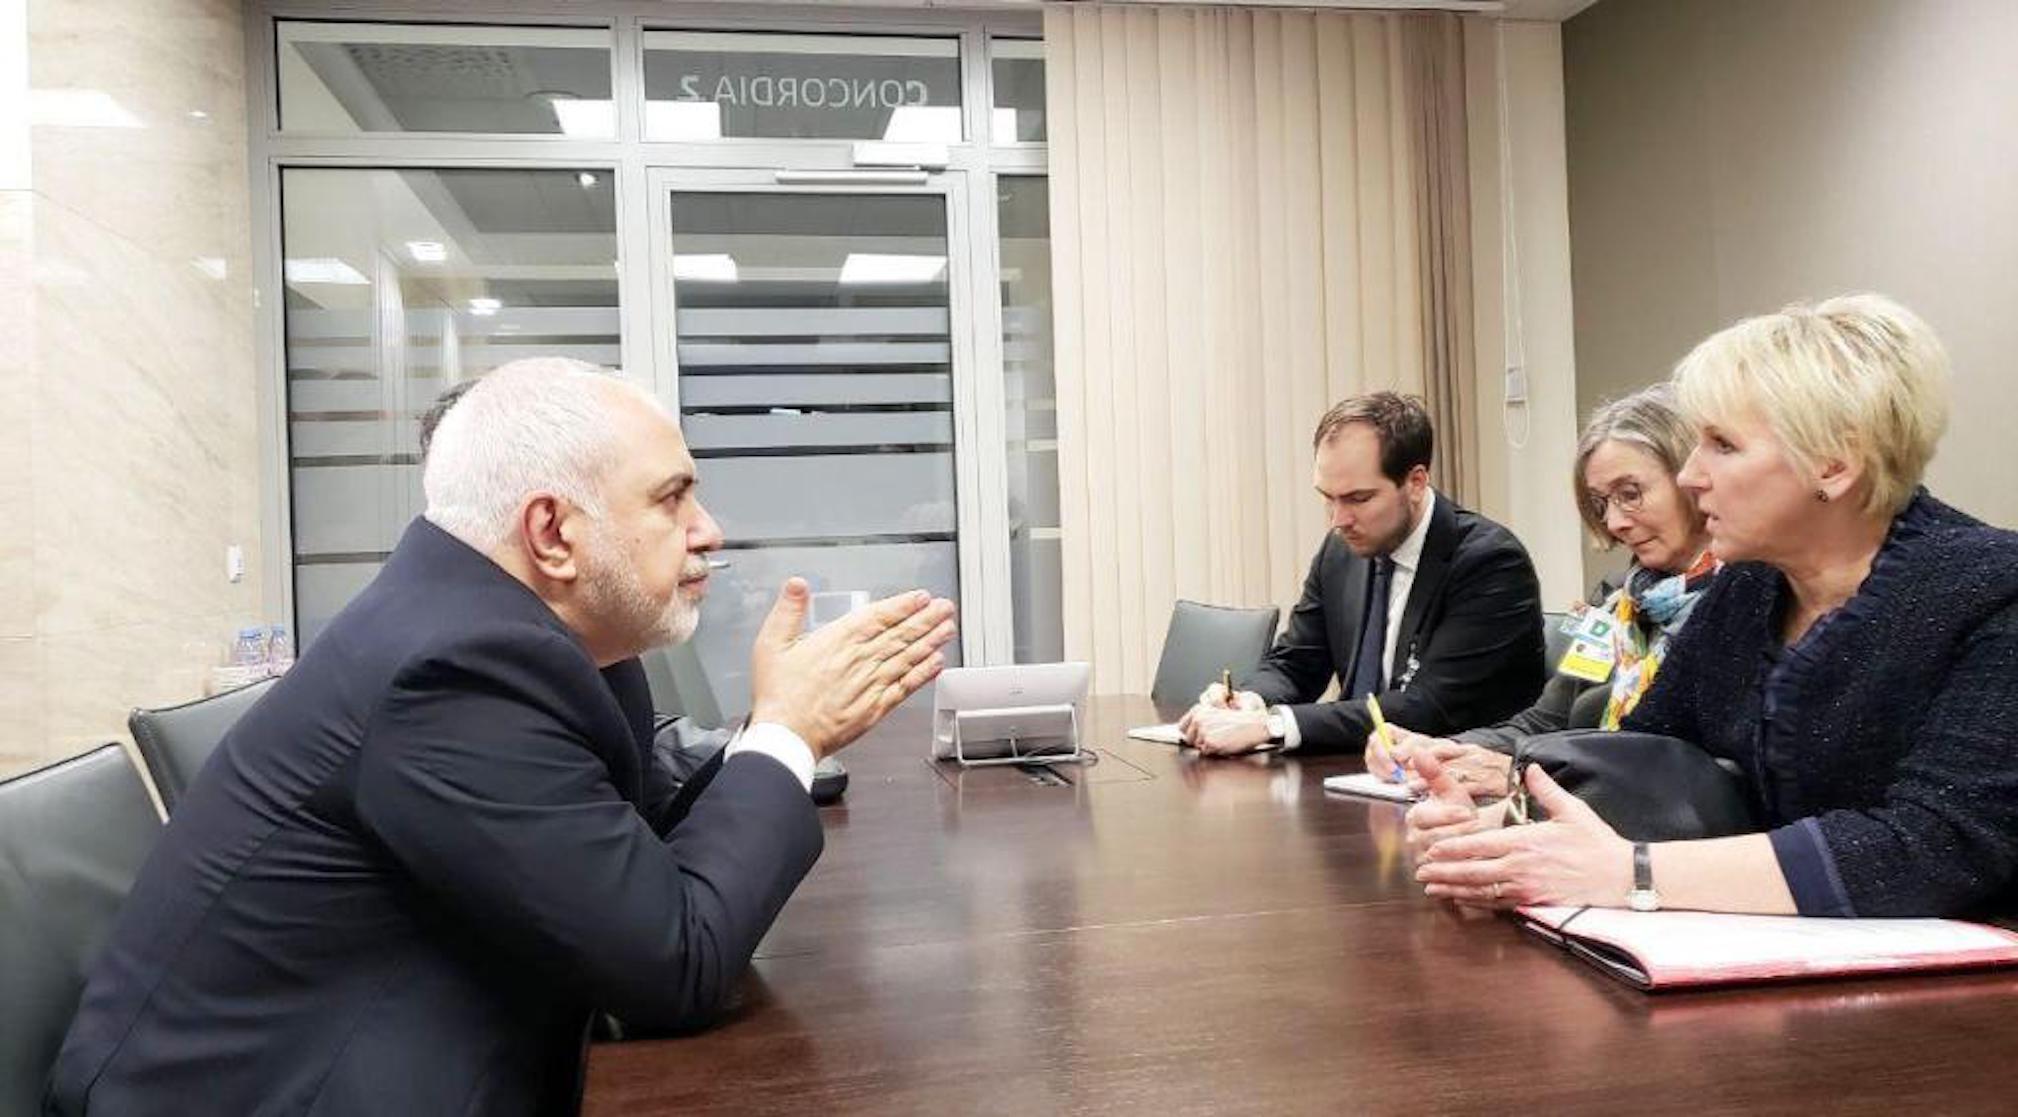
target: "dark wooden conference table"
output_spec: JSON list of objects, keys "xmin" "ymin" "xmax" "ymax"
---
[{"xmin": 584, "ymin": 695, "xmax": 2018, "ymax": 1116}]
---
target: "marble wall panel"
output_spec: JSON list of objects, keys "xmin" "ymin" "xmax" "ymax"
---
[{"xmin": 2, "ymin": 0, "xmax": 259, "ymax": 778}]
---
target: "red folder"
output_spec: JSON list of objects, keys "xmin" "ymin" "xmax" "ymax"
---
[{"xmin": 1519, "ymin": 905, "xmax": 2018, "ymax": 990}]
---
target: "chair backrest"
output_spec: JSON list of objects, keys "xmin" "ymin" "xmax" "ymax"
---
[
  {"xmin": 1542, "ymin": 611, "xmax": 1576, "ymax": 674},
  {"xmin": 0, "ymin": 744, "xmax": 162, "ymax": 1115},
  {"xmin": 641, "ymin": 642, "xmax": 727, "ymax": 729},
  {"xmin": 1150, "ymin": 600, "xmax": 1283, "ymax": 709},
  {"xmin": 128, "ymin": 678, "xmax": 276, "ymax": 814}
]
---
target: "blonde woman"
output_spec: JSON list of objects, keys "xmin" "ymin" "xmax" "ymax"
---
[
  {"xmin": 1411, "ymin": 295, "xmax": 2018, "ymax": 917},
  {"xmin": 1370, "ymin": 384, "xmax": 1717, "ymax": 799}
]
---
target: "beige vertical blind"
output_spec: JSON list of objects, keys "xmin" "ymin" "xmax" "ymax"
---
[{"xmin": 1045, "ymin": 4, "xmax": 1473, "ymax": 693}]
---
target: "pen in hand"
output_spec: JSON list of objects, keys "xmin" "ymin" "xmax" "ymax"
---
[
  {"xmin": 1365, "ymin": 694, "xmax": 1406, "ymax": 784},
  {"xmin": 1220, "ymin": 668, "xmax": 1234, "ymax": 709}
]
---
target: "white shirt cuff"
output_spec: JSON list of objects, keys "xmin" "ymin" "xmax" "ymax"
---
[
  {"xmin": 1273, "ymin": 705, "xmax": 1303, "ymax": 752},
  {"xmin": 725, "ymin": 721, "xmax": 817, "ymax": 794}
]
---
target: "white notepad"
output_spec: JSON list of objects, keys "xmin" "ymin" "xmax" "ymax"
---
[
  {"xmin": 1321, "ymin": 772, "xmax": 1421, "ymax": 802},
  {"xmin": 1126, "ymin": 723, "xmax": 1186, "ymax": 745}
]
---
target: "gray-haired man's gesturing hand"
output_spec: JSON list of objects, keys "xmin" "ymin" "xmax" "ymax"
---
[{"xmin": 749, "ymin": 578, "xmax": 957, "ymax": 759}]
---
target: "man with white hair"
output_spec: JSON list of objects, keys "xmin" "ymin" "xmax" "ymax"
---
[{"xmin": 49, "ymin": 359, "xmax": 957, "ymax": 1116}]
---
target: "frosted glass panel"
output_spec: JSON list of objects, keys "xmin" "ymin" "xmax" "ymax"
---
[
  {"xmin": 990, "ymin": 39, "xmax": 1046, "ymax": 143},
  {"xmin": 294, "ymin": 563, "xmax": 381, "ymax": 649},
  {"xmin": 281, "ymin": 167, "xmax": 620, "ymax": 646},
  {"xmin": 681, "ymin": 373, "xmax": 951, "ymax": 408},
  {"xmin": 644, "ymin": 31, "xmax": 962, "ymax": 142},
  {"xmin": 279, "ymin": 22, "xmax": 613, "ymax": 136},
  {"xmin": 671, "ymin": 190, "xmax": 959, "ymax": 714},
  {"xmin": 700, "ymin": 454, "xmax": 957, "ymax": 540},
  {"xmin": 683, "ymin": 411, "xmax": 954, "ymax": 451}
]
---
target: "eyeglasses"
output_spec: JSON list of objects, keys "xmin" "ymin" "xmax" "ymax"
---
[{"xmin": 1584, "ymin": 481, "xmax": 1647, "ymax": 523}]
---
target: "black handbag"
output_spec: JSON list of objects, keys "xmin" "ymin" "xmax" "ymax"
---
[{"xmin": 1510, "ymin": 730, "xmax": 1758, "ymax": 842}]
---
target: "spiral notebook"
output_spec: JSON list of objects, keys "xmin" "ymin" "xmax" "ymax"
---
[{"xmin": 1519, "ymin": 905, "xmax": 2018, "ymax": 991}]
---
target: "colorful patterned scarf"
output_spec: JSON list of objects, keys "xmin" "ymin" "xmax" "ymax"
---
[{"xmin": 1599, "ymin": 550, "xmax": 1719, "ymax": 729}]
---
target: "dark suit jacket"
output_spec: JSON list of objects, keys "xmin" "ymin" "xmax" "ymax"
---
[
  {"xmin": 48, "ymin": 520, "xmax": 823, "ymax": 1116},
  {"xmin": 1244, "ymin": 495, "xmax": 1547, "ymax": 753}
]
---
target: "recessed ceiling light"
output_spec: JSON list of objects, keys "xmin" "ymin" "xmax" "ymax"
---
[
  {"xmin": 576, "ymin": 171, "xmax": 599, "ymax": 188},
  {"xmin": 646, "ymin": 101, "xmax": 722, "ymax": 140},
  {"xmin": 838, "ymin": 253, "xmax": 946, "ymax": 286},
  {"xmin": 548, "ymin": 98, "xmax": 615, "ymax": 137},
  {"xmin": 673, "ymin": 255, "xmax": 739, "ymax": 283},
  {"xmin": 881, "ymin": 106, "xmax": 962, "ymax": 144},
  {"xmin": 406, "ymin": 241, "xmax": 446, "ymax": 263},
  {"xmin": 468, "ymin": 297, "xmax": 502, "ymax": 316},
  {"xmin": 283, "ymin": 257, "xmax": 369, "ymax": 285}
]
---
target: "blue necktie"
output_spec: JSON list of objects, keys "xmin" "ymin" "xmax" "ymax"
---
[{"xmin": 1349, "ymin": 557, "xmax": 1394, "ymax": 699}]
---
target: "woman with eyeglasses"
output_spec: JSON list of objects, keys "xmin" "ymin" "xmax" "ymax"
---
[
  {"xmin": 1411, "ymin": 294, "xmax": 2018, "ymax": 918},
  {"xmin": 1365, "ymin": 384, "xmax": 1718, "ymax": 800}
]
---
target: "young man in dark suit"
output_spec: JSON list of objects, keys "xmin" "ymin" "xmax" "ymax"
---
[
  {"xmin": 1179, "ymin": 392, "xmax": 1545, "ymax": 755},
  {"xmin": 48, "ymin": 359, "xmax": 956, "ymax": 1115}
]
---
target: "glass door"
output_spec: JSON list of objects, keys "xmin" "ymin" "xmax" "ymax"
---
[{"xmin": 650, "ymin": 171, "xmax": 978, "ymax": 716}]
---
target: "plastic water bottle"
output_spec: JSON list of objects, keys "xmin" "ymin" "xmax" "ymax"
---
[
  {"xmin": 266, "ymin": 624, "xmax": 294, "ymax": 676},
  {"xmin": 231, "ymin": 627, "xmax": 268, "ymax": 669}
]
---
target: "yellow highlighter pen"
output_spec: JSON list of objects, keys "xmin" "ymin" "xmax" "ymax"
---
[{"xmin": 1366, "ymin": 694, "xmax": 1405, "ymax": 783}]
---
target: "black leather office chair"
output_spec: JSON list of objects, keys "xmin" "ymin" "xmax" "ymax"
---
[
  {"xmin": 1542, "ymin": 611, "xmax": 1575, "ymax": 673},
  {"xmin": 645, "ymin": 643, "xmax": 852, "ymax": 803},
  {"xmin": 128, "ymin": 678, "xmax": 276, "ymax": 814},
  {"xmin": 641, "ymin": 642, "xmax": 726, "ymax": 729},
  {"xmin": 0, "ymin": 744, "xmax": 162, "ymax": 1115},
  {"xmin": 1149, "ymin": 600, "xmax": 1282, "ymax": 709}
]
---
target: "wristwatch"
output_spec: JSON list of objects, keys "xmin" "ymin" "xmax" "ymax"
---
[
  {"xmin": 1264, "ymin": 709, "xmax": 1289, "ymax": 741},
  {"xmin": 1626, "ymin": 841, "xmax": 1660, "ymax": 912}
]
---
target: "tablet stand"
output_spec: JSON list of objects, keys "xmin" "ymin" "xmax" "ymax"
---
[{"xmin": 949, "ymin": 703, "xmax": 1086, "ymax": 767}]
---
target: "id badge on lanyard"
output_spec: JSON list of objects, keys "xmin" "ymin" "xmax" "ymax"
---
[{"xmin": 1555, "ymin": 606, "xmax": 1620, "ymax": 683}]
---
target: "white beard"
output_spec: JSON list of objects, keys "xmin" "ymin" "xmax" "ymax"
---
[{"xmin": 580, "ymin": 527, "xmax": 702, "ymax": 656}]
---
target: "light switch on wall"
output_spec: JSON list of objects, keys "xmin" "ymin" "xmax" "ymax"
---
[
  {"xmin": 1504, "ymin": 364, "xmax": 1529, "ymax": 404},
  {"xmin": 226, "ymin": 544, "xmax": 245, "ymax": 583}
]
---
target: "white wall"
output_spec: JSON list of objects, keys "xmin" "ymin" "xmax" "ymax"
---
[
  {"xmin": 1465, "ymin": 17, "xmax": 1587, "ymax": 608},
  {"xmin": 1565, "ymin": 0, "xmax": 2018, "ymax": 567}
]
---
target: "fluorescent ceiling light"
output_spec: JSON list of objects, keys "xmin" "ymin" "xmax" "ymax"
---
[
  {"xmin": 838, "ymin": 253, "xmax": 946, "ymax": 286},
  {"xmin": 31, "ymin": 89, "xmax": 144, "ymax": 129},
  {"xmin": 406, "ymin": 240, "xmax": 447, "ymax": 263},
  {"xmin": 550, "ymin": 98, "xmax": 615, "ymax": 137},
  {"xmin": 284, "ymin": 257, "xmax": 369, "ymax": 285},
  {"xmin": 673, "ymin": 254, "xmax": 738, "ymax": 283},
  {"xmin": 576, "ymin": 171, "xmax": 599, "ymax": 188},
  {"xmin": 881, "ymin": 106, "xmax": 961, "ymax": 144},
  {"xmin": 646, "ymin": 101, "xmax": 722, "ymax": 141},
  {"xmin": 468, "ymin": 297, "xmax": 502, "ymax": 316}
]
